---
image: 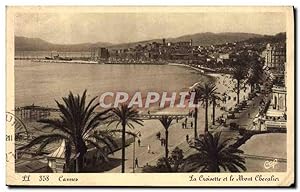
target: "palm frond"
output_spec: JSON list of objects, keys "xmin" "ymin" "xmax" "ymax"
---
[
  {"xmin": 18, "ymin": 134, "xmax": 69, "ymax": 151},
  {"xmin": 158, "ymin": 116, "xmax": 174, "ymax": 130},
  {"xmin": 185, "ymin": 132, "xmax": 246, "ymax": 173},
  {"xmin": 85, "ymin": 139, "xmax": 110, "ymax": 162},
  {"xmin": 38, "ymin": 118, "xmax": 72, "ymax": 136}
]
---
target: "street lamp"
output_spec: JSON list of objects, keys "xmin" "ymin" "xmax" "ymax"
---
[{"xmin": 132, "ymin": 131, "xmax": 141, "ymax": 173}]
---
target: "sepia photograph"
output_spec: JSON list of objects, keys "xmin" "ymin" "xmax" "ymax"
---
[{"xmin": 5, "ymin": 6, "xmax": 294, "ymax": 186}]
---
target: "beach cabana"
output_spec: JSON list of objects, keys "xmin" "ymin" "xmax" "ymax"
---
[{"xmin": 46, "ymin": 139, "xmax": 66, "ymax": 173}]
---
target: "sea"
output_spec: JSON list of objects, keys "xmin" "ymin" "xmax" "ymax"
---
[{"xmin": 15, "ymin": 58, "xmax": 208, "ymax": 108}]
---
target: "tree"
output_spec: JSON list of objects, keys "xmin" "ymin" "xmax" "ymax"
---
[
  {"xmin": 231, "ymin": 64, "xmax": 248, "ymax": 104},
  {"xmin": 184, "ymin": 132, "xmax": 246, "ymax": 172},
  {"xmin": 108, "ymin": 104, "xmax": 143, "ymax": 173},
  {"xmin": 210, "ymin": 93, "xmax": 221, "ymax": 125},
  {"xmin": 247, "ymin": 60, "xmax": 264, "ymax": 92},
  {"xmin": 190, "ymin": 86, "xmax": 202, "ymax": 139},
  {"xmin": 196, "ymin": 82, "xmax": 218, "ymax": 133},
  {"xmin": 158, "ymin": 115, "xmax": 174, "ymax": 159},
  {"xmin": 142, "ymin": 147, "xmax": 184, "ymax": 173},
  {"xmin": 18, "ymin": 90, "xmax": 115, "ymax": 172}
]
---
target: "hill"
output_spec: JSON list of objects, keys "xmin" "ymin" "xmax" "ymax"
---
[
  {"xmin": 244, "ymin": 32, "xmax": 286, "ymax": 44},
  {"xmin": 15, "ymin": 32, "xmax": 263, "ymax": 51},
  {"xmin": 15, "ymin": 36, "xmax": 113, "ymax": 52},
  {"xmin": 108, "ymin": 32, "xmax": 263, "ymax": 49}
]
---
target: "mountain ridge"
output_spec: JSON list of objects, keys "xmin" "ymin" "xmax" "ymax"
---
[{"xmin": 15, "ymin": 32, "xmax": 265, "ymax": 51}]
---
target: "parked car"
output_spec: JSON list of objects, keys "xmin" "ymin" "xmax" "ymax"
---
[
  {"xmin": 229, "ymin": 122, "xmax": 239, "ymax": 130},
  {"xmin": 227, "ymin": 112, "xmax": 235, "ymax": 119}
]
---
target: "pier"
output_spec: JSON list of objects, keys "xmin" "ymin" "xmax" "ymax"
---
[
  {"xmin": 15, "ymin": 105, "xmax": 59, "ymax": 121},
  {"xmin": 138, "ymin": 113, "xmax": 189, "ymax": 120},
  {"xmin": 15, "ymin": 105, "xmax": 189, "ymax": 121}
]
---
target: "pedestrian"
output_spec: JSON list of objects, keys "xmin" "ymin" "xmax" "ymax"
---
[
  {"xmin": 182, "ymin": 122, "xmax": 185, "ymax": 129},
  {"xmin": 156, "ymin": 131, "xmax": 161, "ymax": 140},
  {"xmin": 248, "ymin": 113, "xmax": 250, "ymax": 118},
  {"xmin": 147, "ymin": 144, "xmax": 151, "ymax": 153},
  {"xmin": 185, "ymin": 117, "xmax": 188, "ymax": 125},
  {"xmin": 186, "ymin": 134, "xmax": 189, "ymax": 143},
  {"xmin": 135, "ymin": 157, "xmax": 139, "ymax": 168},
  {"xmin": 160, "ymin": 138, "xmax": 164, "ymax": 146},
  {"xmin": 283, "ymin": 113, "xmax": 287, "ymax": 120},
  {"xmin": 191, "ymin": 121, "xmax": 193, "ymax": 129},
  {"xmin": 138, "ymin": 139, "xmax": 141, "ymax": 147}
]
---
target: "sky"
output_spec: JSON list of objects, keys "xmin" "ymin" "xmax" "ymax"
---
[{"xmin": 14, "ymin": 11, "xmax": 286, "ymax": 44}]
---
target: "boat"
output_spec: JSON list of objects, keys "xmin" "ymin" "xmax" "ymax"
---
[{"xmin": 44, "ymin": 51, "xmax": 72, "ymax": 61}]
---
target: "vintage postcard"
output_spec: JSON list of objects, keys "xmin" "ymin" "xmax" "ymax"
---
[{"xmin": 6, "ymin": 6, "xmax": 294, "ymax": 187}]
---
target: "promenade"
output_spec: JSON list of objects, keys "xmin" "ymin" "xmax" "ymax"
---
[{"xmin": 105, "ymin": 73, "xmax": 261, "ymax": 173}]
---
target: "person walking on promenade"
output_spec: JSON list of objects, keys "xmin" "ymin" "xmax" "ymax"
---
[
  {"xmin": 182, "ymin": 122, "xmax": 185, "ymax": 129},
  {"xmin": 135, "ymin": 157, "xmax": 139, "ymax": 168},
  {"xmin": 191, "ymin": 121, "xmax": 193, "ymax": 129},
  {"xmin": 138, "ymin": 139, "xmax": 141, "ymax": 147},
  {"xmin": 147, "ymin": 144, "xmax": 151, "ymax": 153},
  {"xmin": 156, "ymin": 131, "xmax": 161, "ymax": 140},
  {"xmin": 160, "ymin": 138, "xmax": 164, "ymax": 146},
  {"xmin": 186, "ymin": 134, "xmax": 189, "ymax": 143},
  {"xmin": 185, "ymin": 117, "xmax": 188, "ymax": 125}
]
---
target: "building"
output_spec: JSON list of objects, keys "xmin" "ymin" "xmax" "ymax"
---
[
  {"xmin": 263, "ymin": 43, "xmax": 287, "ymax": 130},
  {"xmin": 250, "ymin": 42, "xmax": 287, "ymax": 132},
  {"xmin": 99, "ymin": 48, "xmax": 109, "ymax": 60},
  {"xmin": 264, "ymin": 85, "xmax": 287, "ymax": 130},
  {"xmin": 91, "ymin": 47, "xmax": 110, "ymax": 61},
  {"xmin": 169, "ymin": 39, "xmax": 193, "ymax": 47},
  {"xmin": 265, "ymin": 43, "xmax": 286, "ymax": 70}
]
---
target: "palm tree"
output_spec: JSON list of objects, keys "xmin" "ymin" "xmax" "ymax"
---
[
  {"xmin": 142, "ymin": 147, "xmax": 184, "ymax": 173},
  {"xmin": 231, "ymin": 64, "xmax": 248, "ymax": 104},
  {"xmin": 196, "ymin": 82, "xmax": 218, "ymax": 133},
  {"xmin": 18, "ymin": 90, "xmax": 114, "ymax": 172},
  {"xmin": 247, "ymin": 62, "xmax": 263, "ymax": 93},
  {"xmin": 184, "ymin": 132, "xmax": 246, "ymax": 172},
  {"xmin": 210, "ymin": 93, "xmax": 220, "ymax": 125},
  {"xmin": 108, "ymin": 104, "xmax": 143, "ymax": 173},
  {"xmin": 158, "ymin": 116, "xmax": 174, "ymax": 159},
  {"xmin": 190, "ymin": 87, "xmax": 202, "ymax": 139}
]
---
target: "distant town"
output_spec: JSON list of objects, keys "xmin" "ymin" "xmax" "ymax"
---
[{"xmin": 16, "ymin": 32, "xmax": 286, "ymax": 73}]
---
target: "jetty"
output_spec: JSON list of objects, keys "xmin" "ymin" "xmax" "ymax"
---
[
  {"xmin": 15, "ymin": 105, "xmax": 189, "ymax": 121},
  {"xmin": 15, "ymin": 105, "xmax": 59, "ymax": 120}
]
